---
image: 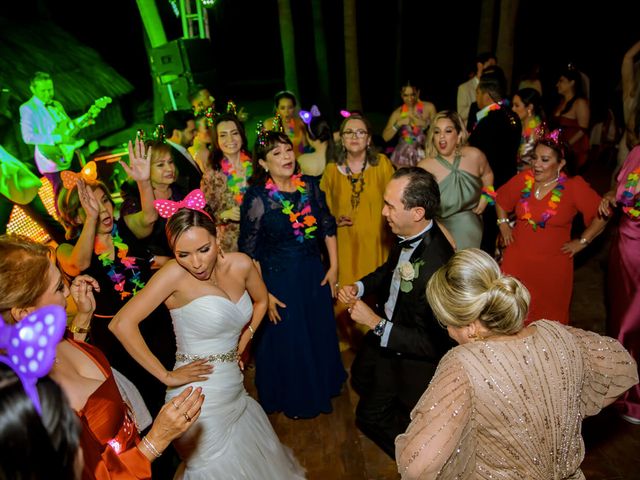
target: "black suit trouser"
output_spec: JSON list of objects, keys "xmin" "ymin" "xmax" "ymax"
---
[{"xmin": 351, "ymin": 331, "xmax": 437, "ymax": 459}]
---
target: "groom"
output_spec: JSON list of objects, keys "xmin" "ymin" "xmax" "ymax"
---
[{"xmin": 338, "ymin": 167, "xmax": 455, "ymax": 458}]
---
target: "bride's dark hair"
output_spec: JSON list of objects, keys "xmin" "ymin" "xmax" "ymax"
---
[{"xmin": 165, "ymin": 206, "xmax": 217, "ymax": 250}]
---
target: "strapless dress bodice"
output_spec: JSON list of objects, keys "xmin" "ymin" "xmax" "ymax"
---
[{"xmin": 170, "ymin": 291, "xmax": 252, "ymax": 361}]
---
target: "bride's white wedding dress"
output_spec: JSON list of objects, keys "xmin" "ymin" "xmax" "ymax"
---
[{"xmin": 166, "ymin": 292, "xmax": 305, "ymax": 479}]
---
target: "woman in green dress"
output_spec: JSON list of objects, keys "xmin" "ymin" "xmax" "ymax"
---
[{"xmin": 418, "ymin": 110, "xmax": 494, "ymax": 250}]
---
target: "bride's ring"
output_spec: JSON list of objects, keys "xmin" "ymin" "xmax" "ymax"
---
[
  {"xmin": 183, "ymin": 412, "xmax": 192, "ymax": 422},
  {"xmin": 172, "ymin": 401, "xmax": 179, "ymax": 409}
]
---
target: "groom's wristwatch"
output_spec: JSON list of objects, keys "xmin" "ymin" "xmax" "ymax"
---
[{"xmin": 373, "ymin": 318, "xmax": 387, "ymax": 337}]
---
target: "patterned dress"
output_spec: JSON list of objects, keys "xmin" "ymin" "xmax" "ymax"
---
[{"xmin": 396, "ymin": 321, "xmax": 638, "ymax": 479}]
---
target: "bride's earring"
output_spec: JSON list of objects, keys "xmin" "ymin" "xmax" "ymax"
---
[{"xmin": 217, "ymin": 243, "xmax": 225, "ymax": 259}]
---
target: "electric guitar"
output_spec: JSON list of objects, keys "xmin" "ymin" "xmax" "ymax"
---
[{"xmin": 39, "ymin": 96, "xmax": 112, "ymax": 164}]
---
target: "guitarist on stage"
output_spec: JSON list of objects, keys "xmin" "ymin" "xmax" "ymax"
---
[{"xmin": 19, "ymin": 71, "xmax": 106, "ymax": 198}]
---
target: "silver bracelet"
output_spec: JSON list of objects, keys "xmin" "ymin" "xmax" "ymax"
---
[{"xmin": 142, "ymin": 436, "xmax": 162, "ymax": 458}]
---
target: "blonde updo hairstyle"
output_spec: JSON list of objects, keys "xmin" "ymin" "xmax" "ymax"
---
[{"xmin": 426, "ymin": 249, "xmax": 530, "ymax": 334}]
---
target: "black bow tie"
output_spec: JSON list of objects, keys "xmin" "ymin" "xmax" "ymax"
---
[{"xmin": 397, "ymin": 230, "xmax": 428, "ymax": 249}]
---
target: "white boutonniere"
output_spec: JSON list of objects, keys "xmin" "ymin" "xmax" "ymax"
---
[{"xmin": 398, "ymin": 259, "xmax": 425, "ymax": 293}]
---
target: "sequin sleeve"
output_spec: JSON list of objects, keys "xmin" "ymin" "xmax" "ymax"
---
[
  {"xmin": 395, "ymin": 349, "xmax": 475, "ymax": 479},
  {"xmin": 566, "ymin": 326, "xmax": 639, "ymax": 417}
]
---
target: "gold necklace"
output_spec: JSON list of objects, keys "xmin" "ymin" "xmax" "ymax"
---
[{"xmin": 534, "ymin": 175, "xmax": 559, "ymax": 200}]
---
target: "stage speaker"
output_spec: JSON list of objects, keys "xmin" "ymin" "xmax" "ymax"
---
[
  {"xmin": 150, "ymin": 39, "xmax": 222, "ymax": 117},
  {"xmin": 155, "ymin": 76, "xmax": 192, "ymax": 112},
  {"xmin": 149, "ymin": 38, "xmax": 215, "ymax": 79}
]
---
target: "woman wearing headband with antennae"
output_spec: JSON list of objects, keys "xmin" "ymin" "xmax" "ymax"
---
[
  {"xmin": 200, "ymin": 109, "xmax": 252, "ymax": 253},
  {"xmin": 496, "ymin": 130, "xmax": 608, "ymax": 325},
  {"xmin": 55, "ymin": 139, "xmax": 179, "ymax": 425},
  {"xmin": 297, "ymin": 105, "xmax": 336, "ymax": 177},
  {"xmin": 239, "ymin": 129, "xmax": 346, "ymax": 419},
  {"xmin": 110, "ymin": 191, "xmax": 304, "ymax": 478},
  {"xmin": 264, "ymin": 90, "xmax": 308, "ymax": 157}
]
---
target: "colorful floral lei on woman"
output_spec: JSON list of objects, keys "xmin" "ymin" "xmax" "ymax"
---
[
  {"xmin": 265, "ymin": 174, "xmax": 318, "ymax": 242},
  {"xmin": 399, "ymin": 102, "xmax": 424, "ymax": 145},
  {"xmin": 621, "ymin": 166, "xmax": 640, "ymax": 219},
  {"xmin": 220, "ymin": 152, "xmax": 252, "ymax": 205},
  {"xmin": 95, "ymin": 225, "xmax": 146, "ymax": 300},
  {"xmin": 520, "ymin": 172, "xmax": 567, "ymax": 231}
]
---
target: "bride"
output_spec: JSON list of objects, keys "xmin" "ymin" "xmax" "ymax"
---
[{"xmin": 109, "ymin": 190, "xmax": 305, "ymax": 479}]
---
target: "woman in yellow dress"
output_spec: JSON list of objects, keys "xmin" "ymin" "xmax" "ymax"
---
[{"xmin": 321, "ymin": 113, "xmax": 394, "ymax": 345}]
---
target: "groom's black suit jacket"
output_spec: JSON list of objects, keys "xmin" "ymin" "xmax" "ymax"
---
[{"xmin": 354, "ymin": 222, "xmax": 455, "ymax": 408}]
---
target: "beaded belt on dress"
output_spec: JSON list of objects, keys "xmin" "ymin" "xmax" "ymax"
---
[{"xmin": 175, "ymin": 348, "xmax": 239, "ymax": 363}]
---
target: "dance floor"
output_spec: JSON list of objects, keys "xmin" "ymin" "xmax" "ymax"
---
[{"xmin": 244, "ymin": 155, "xmax": 640, "ymax": 479}]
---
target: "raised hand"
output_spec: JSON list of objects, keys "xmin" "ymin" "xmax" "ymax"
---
[
  {"xmin": 164, "ymin": 359, "xmax": 213, "ymax": 387},
  {"xmin": 70, "ymin": 274, "xmax": 100, "ymax": 315},
  {"xmin": 120, "ymin": 138, "xmax": 152, "ymax": 183},
  {"xmin": 77, "ymin": 179, "xmax": 100, "ymax": 220}
]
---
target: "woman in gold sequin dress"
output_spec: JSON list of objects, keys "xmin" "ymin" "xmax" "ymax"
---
[{"xmin": 395, "ymin": 249, "xmax": 638, "ymax": 480}]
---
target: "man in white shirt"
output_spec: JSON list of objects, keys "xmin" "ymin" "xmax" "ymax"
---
[
  {"xmin": 338, "ymin": 167, "xmax": 455, "ymax": 458},
  {"xmin": 457, "ymin": 52, "xmax": 497, "ymax": 127}
]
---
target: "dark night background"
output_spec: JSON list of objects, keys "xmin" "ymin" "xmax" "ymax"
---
[{"xmin": 2, "ymin": 0, "xmax": 640, "ymax": 128}]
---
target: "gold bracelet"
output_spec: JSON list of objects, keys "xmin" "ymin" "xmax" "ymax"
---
[
  {"xmin": 69, "ymin": 324, "xmax": 90, "ymax": 334},
  {"xmin": 248, "ymin": 325, "xmax": 255, "ymax": 339}
]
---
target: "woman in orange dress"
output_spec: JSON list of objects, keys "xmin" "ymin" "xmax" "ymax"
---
[
  {"xmin": 496, "ymin": 132, "xmax": 607, "ymax": 324},
  {"xmin": 0, "ymin": 234, "xmax": 204, "ymax": 479}
]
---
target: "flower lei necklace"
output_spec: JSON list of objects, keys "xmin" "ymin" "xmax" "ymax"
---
[
  {"xmin": 621, "ymin": 166, "xmax": 640, "ymax": 219},
  {"xmin": 95, "ymin": 224, "xmax": 146, "ymax": 299},
  {"xmin": 520, "ymin": 171, "xmax": 567, "ymax": 231},
  {"xmin": 220, "ymin": 152, "xmax": 252, "ymax": 205},
  {"xmin": 476, "ymin": 100, "xmax": 506, "ymax": 123},
  {"xmin": 265, "ymin": 174, "xmax": 317, "ymax": 242},
  {"xmin": 400, "ymin": 101, "xmax": 424, "ymax": 145}
]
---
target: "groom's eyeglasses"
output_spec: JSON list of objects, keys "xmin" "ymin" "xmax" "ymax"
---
[{"xmin": 342, "ymin": 129, "xmax": 368, "ymax": 139}]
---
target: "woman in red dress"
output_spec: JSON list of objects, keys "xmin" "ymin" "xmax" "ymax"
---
[{"xmin": 496, "ymin": 132, "xmax": 607, "ymax": 324}]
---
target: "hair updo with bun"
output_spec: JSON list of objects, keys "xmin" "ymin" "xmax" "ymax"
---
[{"xmin": 426, "ymin": 249, "xmax": 530, "ymax": 334}]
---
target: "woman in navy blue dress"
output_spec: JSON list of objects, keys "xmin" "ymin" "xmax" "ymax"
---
[{"xmin": 239, "ymin": 130, "xmax": 346, "ymax": 418}]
